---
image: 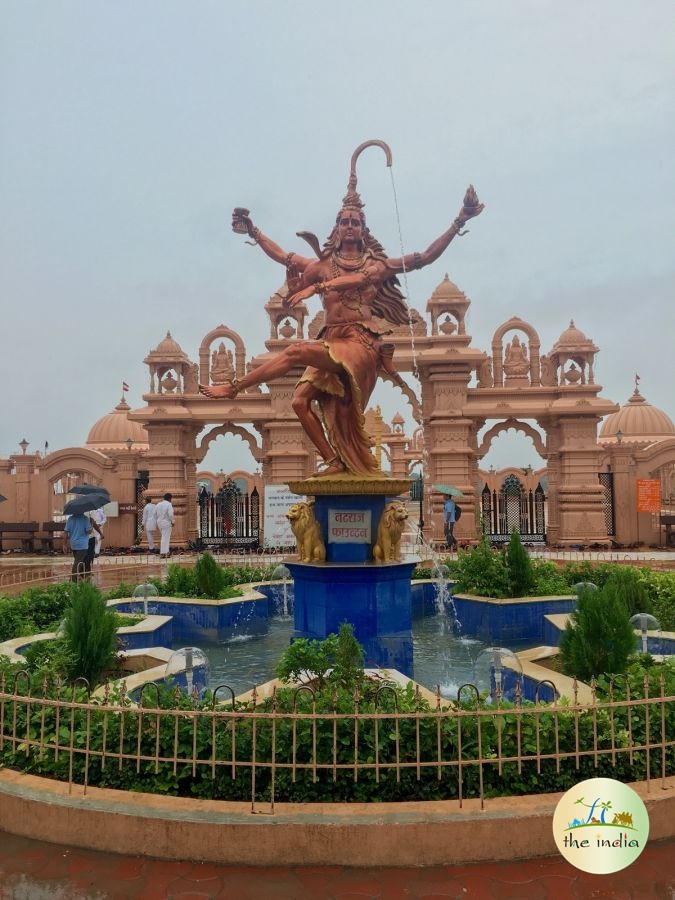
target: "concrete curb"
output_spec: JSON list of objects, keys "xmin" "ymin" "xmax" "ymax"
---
[{"xmin": 1, "ymin": 769, "xmax": 673, "ymax": 867}]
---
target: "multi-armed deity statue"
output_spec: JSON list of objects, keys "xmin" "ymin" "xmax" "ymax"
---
[{"xmin": 200, "ymin": 140, "xmax": 484, "ymax": 479}]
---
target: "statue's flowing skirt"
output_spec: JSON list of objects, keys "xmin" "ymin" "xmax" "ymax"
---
[{"xmin": 299, "ymin": 323, "xmax": 382, "ymax": 475}]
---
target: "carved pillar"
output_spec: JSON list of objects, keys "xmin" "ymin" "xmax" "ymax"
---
[
  {"xmin": 556, "ymin": 417, "xmax": 610, "ymax": 543},
  {"xmin": 385, "ymin": 433, "xmax": 409, "ymax": 480},
  {"xmin": 611, "ymin": 445, "xmax": 635, "ymax": 545},
  {"xmin": 419, "ymin": 367, "xmax": 475, "ymax": 543},
  {"xmin": 115, "ymin": 449, "xmax": 141, "ymax": 547},
  {"xmin": 143, "ymin": 423, "xmax": 190, "ymax": 547},
  {"xmin": 10, "ymin": 453, "xmax": 38, "ymax": 521}
]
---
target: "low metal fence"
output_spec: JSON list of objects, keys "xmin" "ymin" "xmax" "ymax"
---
[{"xmin": 1, "ymin": 672, "xmax": 672, "ymax": 813}]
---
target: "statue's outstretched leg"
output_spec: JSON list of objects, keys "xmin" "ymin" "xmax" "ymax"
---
[
  {"xmin": 199, "ymin": 380, "xmax": 239, "ymax": 399},
  {"xmin": 292, "ymin": 382, "xmax": 347, "ymax": 476}
]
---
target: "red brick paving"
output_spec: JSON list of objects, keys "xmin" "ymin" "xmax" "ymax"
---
[{"xmin": 0, "ymin": 832, "xmax": 673, "ymax": 899}]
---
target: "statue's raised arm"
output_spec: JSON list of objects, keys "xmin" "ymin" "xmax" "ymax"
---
[
  {"xmin": 231, "ymin": 207, "xmax": 315, "ymax": 272},
  {"xmin": 385, "ymin": 185, "xmax": 485, "ymax": 276}
]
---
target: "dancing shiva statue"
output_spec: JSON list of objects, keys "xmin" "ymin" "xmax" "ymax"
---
[{"xmin": 200, "ymin": 140, "xmax": 484, "ymax": 477}]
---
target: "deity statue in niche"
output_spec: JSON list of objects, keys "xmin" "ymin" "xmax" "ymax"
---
[
  {"xmin": 210, "ymin": 342, "xmax": 235, "ymax": 384},
  {"xmin": 477, "ymin": 356, "xmax": 493, "ymax": 388},
  {"xmin": 540, "ymin": 353, "xmax": 557, "ymax": 387},
  {"xmin": 200, "ymin": 140, "xmax": 484, "ymax": 477},
  {"xmin": 504, "ymin": 335, "xmax": 529, "ymax": 378},
  {"xmin": 184, "ymin": 362, "xmax": 199, "ymax": 394}
]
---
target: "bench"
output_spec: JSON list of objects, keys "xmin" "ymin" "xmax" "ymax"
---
[
  {"xmin": 37, "ymin": 521, "xmax": 65, "ymax": 553},
  {"xmin": 0, "ymin": 522, "xmax": 38, "ymax": 552}
]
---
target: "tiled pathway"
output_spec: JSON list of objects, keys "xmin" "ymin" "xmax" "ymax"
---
[{"xmin": 0, "ymin": 832, "xmax": 673, "ymax": 898}]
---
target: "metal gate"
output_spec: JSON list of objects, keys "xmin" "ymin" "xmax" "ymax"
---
[
  {"xmin": 598, "ymin": 471, "xmax": 615, "ymax": 536},
  {"xmin": 481, "ymin": 475, "xmax": 546, "ymax": 544},
  {"xmin": 134, "ymin": 471, "xmax": 150, "ymax": 545},
  {"xmin": 197, "ymin": 479, "xmax": 260, "ymax": 550}
]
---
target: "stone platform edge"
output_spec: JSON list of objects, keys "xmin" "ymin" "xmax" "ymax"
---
[{"xmin": 0, "ymin": 769, "xmax": 673, "ymax": 867}]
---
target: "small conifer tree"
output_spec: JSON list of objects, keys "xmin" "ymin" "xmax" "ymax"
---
[
  {"xmin": 61, "ymin": 582, "xmax": 118, "ymax": 686},
  {"xmin": 504, "ymin": 529, "xmax": 535, "ymax": 598},
  {"xmin": 194, "ymin": 551, "xmax": 226, "ymax": 598},
  {"xmin": 604, "ymin": 566, "xmax": 651, "ymax": 618},
  {"xmin": 559, "ymin": 584, "xmax": 636, "ymax": 681}
]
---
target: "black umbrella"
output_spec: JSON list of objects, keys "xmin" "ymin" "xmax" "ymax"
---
[
  {"xmin": 69, "ymin": 484, "xmax": 111, "ymax": 498},
  {"xmin": 63, "ymin": 493, "xmax": 110, "ymax": 516}
]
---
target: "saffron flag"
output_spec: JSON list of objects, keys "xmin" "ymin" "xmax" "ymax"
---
[{"xmin": 122, "ymin": 381, "xmax": 129, "ymax": 392}]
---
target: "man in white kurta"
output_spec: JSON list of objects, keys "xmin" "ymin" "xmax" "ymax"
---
[
  {"xmin": 154, "ymin": 493, "xmax": 175, "ymax": 558},
  {"xmin": 142, "ymin": 497, "xmax": 158, "ymax": 552}
]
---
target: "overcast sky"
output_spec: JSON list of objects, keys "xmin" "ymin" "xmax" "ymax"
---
[{"xmin": 1, "ymin": 1, "xmax": 673, "ymax": 473}]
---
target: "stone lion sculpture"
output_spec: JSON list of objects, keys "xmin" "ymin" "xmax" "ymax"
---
[
  {"xmin": 373, "ymin": 501, "xmax": 408, "ymax": 563},
  {"xmin": 286, "ymin": 501, "xmax": 326, "ymax": 563}
]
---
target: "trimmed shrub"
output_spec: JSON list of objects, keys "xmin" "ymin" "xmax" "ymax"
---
[{"xmin": 453, "ymin": 537, "xmax": 510, "ymax": 598}]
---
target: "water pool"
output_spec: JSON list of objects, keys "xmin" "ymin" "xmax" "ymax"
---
[{"xmin": 176, "ymin": 613, "xmax": 506, "ymax": 700}]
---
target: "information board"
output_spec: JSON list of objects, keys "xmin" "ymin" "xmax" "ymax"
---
[
  {"xmin": 636, "ymin": 479, "xmax": 661, "ymax": 513},
  {"xmin": 263, "ymin": 485, "xmax": 304, "ymax": 547}
]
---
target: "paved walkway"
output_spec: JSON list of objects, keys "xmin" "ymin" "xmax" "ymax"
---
[{"xmin": 0, "ymin": 832, "xmax": 673, "ymax": 899}]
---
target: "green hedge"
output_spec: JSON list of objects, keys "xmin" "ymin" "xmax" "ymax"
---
[{"xmin": 1, "ymin": 656, "xmax": 672, "ymax": 803}]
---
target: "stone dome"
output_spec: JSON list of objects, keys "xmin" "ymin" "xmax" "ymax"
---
[
  {"xmin": 430, "ymin": 273, "xmax": 463, "ymax": 300},
  {"xmin": 552, "ymin": 319, "xmax": 598, "ymax": 354},
  {"xmin": 154, "ymin": 331, "xmax": 184, "ymax": 355},
  {"xmin": 144, "ymin": 330, "xmax": 189, "ymax": 365},
  {"xmin": 599, "ymin": 389, "xmax": 675, "ymax": 444},
  {"xmin": 557, "ymin": 320, "xmax": 588, "ymax": 345},
  {"xmin": 86, "ymin": 398, "xmax": 149, "ymax": 451}
]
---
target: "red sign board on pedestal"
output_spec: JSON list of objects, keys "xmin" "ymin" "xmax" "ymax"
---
[{"xmin": 636, "ymin": 480, "xmax": 660, "ymax": 513}]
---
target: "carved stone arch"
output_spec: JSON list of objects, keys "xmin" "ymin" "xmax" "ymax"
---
[
  {"xmin": 199, "ymin": 326, "xmax": 247, "ymax": 386},
  {"xmin": 197, "ymin": 423, "xmax": 263, "ymax": 465},
  {"xmin": 476, "ymin": 417, "xmax": 547, "ymax": 459},
  {"xmin": 491, "ymin": 316, "xmax": 541, "ymax": 387},
  {"xmin": 41, "ymin": 447, "xmax": 112, "ymax": 483},
  {"xmin": 380, "ymin": 375, "xmax": 422, "ymax": 424},
  {"xmin": 636, "ymin": 437, "xmax": 675, "ymax": 473}
]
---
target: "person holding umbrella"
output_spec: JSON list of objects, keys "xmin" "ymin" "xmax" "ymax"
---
[
  {"xmin": 63, "ymin": 488, "xmax": 109, "ymax": 580},
  {"xmin": 68, "ymin": 485, "xmax": 109, "ymax": 566},
  {"xmin": 434, "ymin": 484, "xmax": 464, "ymax": 551},
  {"xmin": 64, "ymin": 511, "xmax": 94, "ymax": 581}
]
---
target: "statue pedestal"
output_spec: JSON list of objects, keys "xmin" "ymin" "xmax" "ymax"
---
[{"xmin": 286, "ymin": 475, "xmax": 415, "ymax": 677}]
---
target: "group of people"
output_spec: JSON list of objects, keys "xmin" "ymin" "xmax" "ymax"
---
[
  {"xmin": 64, "ymin": 493, "xmax": 175, "ymax": 579},
  {"xmin": 142, "ymin": 493, "xmax": 175, "ymax": 558}
]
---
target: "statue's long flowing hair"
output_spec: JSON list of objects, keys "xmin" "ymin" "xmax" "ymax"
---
[{"xmin": 322, "ymin": 209, "xmax": 410, "ymax": 327}]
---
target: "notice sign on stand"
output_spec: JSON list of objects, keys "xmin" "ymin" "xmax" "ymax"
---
[
  {"xmin": 637, "ymin": 479, "xmax": 661, "ymax": 513},
  {"xmin": 263, "ymin": 485, "xmax": 304, "ymax": 548}
]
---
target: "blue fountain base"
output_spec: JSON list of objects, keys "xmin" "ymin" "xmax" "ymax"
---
[{"xmin": 286, "ymin": 560, "xmax": 417, "ymax": 677}]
